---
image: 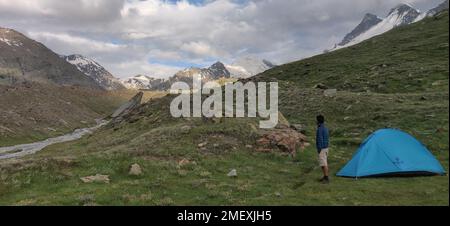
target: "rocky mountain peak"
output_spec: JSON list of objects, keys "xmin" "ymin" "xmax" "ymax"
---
[
  {"xmin": 338, "ymin": 13, "xmax": 382, "ymax": 46},
  {"xmin": 63, "ymin": 54, "xmax": 125, "ymax": 90}
]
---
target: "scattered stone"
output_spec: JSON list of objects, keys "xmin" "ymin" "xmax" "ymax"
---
[
  {"xmin": 324, "ymin": 89, "xmax": 337, "ymax": 97},
  {"xmin": 275, "ymin": 192, "xmax": 282, "ymax": 198},
  {"xmin": 345, "ymin": 105, "xmax": 352, "ymax": 111},
  {"xmin": 129, "ymin": 163, "xmax": 143, "ymax": 176},
  {"xmin": 290, "ymin": 124, "xmax": 306, "ymax": 135},
  {"xmin": 432, "ymin": 81, "xmax": 441, "ymax": 86},
  {"xmin": 313, "ymin": 83, "xmax": 328, "ymax": 90},
  {"xmin": 198, "ymin": 142, "xmax": 208, "ymax": 148},
  {"xmin": 178, "ymin": 159, "xmax": 191, "ymax": 168},
  {"xmin": 80, "ymin": 174, "xmax": 110, "ymax": 184},
  {"xmin": 344, "ymin": 117, "xmax": 351, "ymax": 121},
  {"xmin": 180, "ymin": 125, "xmax": 192, "ymax": 134},
  {"xmin": 227, "ymin": 169, "xmax": 237, "ymax": 177},
  {"xmin": 245, "ymin": 145, "xmax": 253, "ymax": 149}
]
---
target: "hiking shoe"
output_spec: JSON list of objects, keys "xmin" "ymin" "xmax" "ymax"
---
[{"xmin": 319, "ymin": 177, "xmax": 330, "ymax": 184}]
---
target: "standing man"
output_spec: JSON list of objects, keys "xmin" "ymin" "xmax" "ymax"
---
[{"xmin": 316, "ymin": 115, "xmax": 330, "ymax": 184}]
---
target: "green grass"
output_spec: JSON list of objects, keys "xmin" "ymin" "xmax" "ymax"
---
[{"xmin": 0, "ymin": 11, "xmax": 448, "ymax": 206}]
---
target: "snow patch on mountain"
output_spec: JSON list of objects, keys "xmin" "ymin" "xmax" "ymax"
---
[
  {"xmin": 226, "ymin": 57, "xmax": 275, "ymax": 78},
  {"xmin": 63, "ymin": 54, "xmax": 125, "ymax": 90}
]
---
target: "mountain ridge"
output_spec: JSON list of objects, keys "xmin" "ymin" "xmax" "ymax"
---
[
  {"xmin": 330, "ymin": 1, "xmax": 448, "ymax": 51},
  {"xmin": 63, "ymin": 54, "xmax": 126, "ymax": 91},
  {"xmin": 0, "ymin": 27, "xmax": 103, "ymax": 89}
]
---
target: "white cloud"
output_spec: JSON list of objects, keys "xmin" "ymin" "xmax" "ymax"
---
[{"xmin": 28, "ymin": 32, "xmax": 125, "ymax": 54}]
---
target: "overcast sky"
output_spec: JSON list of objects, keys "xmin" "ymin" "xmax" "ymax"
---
[{"xmin": 0, "ymin": 0, "xmax": 443, "ymax": 78}]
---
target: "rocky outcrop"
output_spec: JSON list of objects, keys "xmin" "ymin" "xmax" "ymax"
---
[
  {"xmin": 111, "ymin": 92, "xmax": 143, "ymax": 119},
  {"xmin": 256, "ymin": 112, "xmax": 309, "ymax": 157}
]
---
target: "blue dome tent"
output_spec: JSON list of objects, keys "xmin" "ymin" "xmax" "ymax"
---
[{"xmin": 337, "ymin": 129, "xmax": 446, "ymax": 178}]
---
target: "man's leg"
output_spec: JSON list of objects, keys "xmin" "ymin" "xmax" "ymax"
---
[
  {"xmin": 321, "ymin": 166, "xmax": 329, "ymax": 177},
  {"xmin": 319, "ymin": 149, "xmax": 330, "ymax": 183}
]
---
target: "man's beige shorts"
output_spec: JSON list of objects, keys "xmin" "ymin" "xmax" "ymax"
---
[{"xmin": 318, "ymin": 148, "xmax": 329, "ymax": 167}]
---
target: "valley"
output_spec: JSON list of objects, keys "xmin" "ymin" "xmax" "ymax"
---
[{"xmin": 0, "ymin": 9, "xmax": 448, "ymax": 206}]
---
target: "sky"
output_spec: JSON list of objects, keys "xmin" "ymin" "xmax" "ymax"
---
[{"xmin": 0, "ymin": 0, "xmax": 443, "ymax": 79}]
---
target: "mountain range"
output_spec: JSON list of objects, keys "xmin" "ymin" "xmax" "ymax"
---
[
  {"xmin": 330, "ymin": 0, "xmax": 449, "ymax": 51},
  {"xmin": 122, "ymin": 58, "xmax": 275, "ymax": 90}
]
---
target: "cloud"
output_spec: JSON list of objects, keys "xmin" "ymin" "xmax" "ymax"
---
[
  {"xmin": 28, "ymin": 32, "xmax": 125, "ymax": 54},
  {"xmin": 0, "ymin": 0, "xmax": 444, "ymax": 78}
]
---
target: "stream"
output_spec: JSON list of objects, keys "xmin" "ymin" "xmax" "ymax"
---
[{"xmin": 0, "ymin": 120, "xmax": 108, "ymax": 160}]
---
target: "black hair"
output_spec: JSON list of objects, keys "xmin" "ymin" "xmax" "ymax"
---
[{"xmin": 317, "ymin": 115, "xmax": 325, "ymax": 124}]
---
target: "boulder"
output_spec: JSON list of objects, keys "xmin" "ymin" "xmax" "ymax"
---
[
  {"xmin": 313, "ymin": 83, "xmax": 328, "ymax": 90},
  {"xmin": 111, "ymin": 92, "xmax": 143, "ymax": 118},
  {"xmin": 257, "ymin": 128, "xmax": 308, "ymax": 157},
  {"xmin": 129, "ymin": 163, "xmax": 143, "ymax": 176},
  {"xmin": 227, "ymin": 169, "xmax": 237, "ymax": 177},
  {"xmin": 80, "ymin": 174, "xmax": 110, "ymax": 184}
]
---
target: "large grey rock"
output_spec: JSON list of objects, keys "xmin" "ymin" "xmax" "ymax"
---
[{"xmin": 111, "ymin": 92, "xmax": 143, "ymax": 118}]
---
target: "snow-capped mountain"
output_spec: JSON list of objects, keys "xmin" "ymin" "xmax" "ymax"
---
[
  {"xmin": 63, "ymin": 54, "xmax": 125, "ymax": 90},
  {"xmin": 226, "ymin": 57, "xmax": 275, "ymax": 79},
  {"xmin": 337, "ymin": 13, "xmax": 383, "ymax": 47},
  {"xmin": 427, "ymin": 0, "xmax": 449, "ymax": 17},
  {"xmin": 122, "ymin": 75, "xmax": 167, "ymax": 90},
  {"xmin": 331, "ymin": 3, "xmax": 422, "ymax": 51},
  {"xmin": 0, "ymin": 27, "xmax": 102, "ymax": 89},
  {"xmin": 122, "ymin": 58, "xmax": 275, "ymax": 90}
]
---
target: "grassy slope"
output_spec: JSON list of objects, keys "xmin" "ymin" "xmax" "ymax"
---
[
  {"xmin": 0, "ymin": 12, "xmax": 448, "ymax": 206},
  {"xmin": 260, "ymin": 12, "xmax": 449, "ymax": 93},
  {"xmin": 0, "ymin": 83, "xmax": 163, "ymax": 146}
]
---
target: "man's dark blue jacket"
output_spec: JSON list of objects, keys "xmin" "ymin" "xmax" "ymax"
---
[{"xmin": 316, "ymin": 123, "xmax": 329, "ymax": 153}]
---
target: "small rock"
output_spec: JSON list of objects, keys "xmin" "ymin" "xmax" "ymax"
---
[
  {"xmin": 313, "ymin": 83, "xmax": 328, "ymax": 90},
  {"xmin": 245, "ymin": 145, "xmax": 253, "ymax": 149},
  {"xmin": 345, "ymin": 105, "xmax": 352, "ymax": 111},
  {"xmin": 324, "ymin": 89, "xmax": 337, "ymax": 97},
  {"xmin": 178, "ymin": 159, "xmax": 191, "ymax": 167},
  {"xmin": 432, "ymin": 81, "xmax": 441, "ymax": 86},
  {"xmin": 80, "ymin": 174, "xmax": 110, "ymax": 184},
  {"xmin": 227, "ymin": 169, "xmax": 237, "ymax": 177},
  {"xmin": 275, "ymin": 192, "xmax": 282, "ymax": 197},
  {"xmin": 198, "ymin": 142, "xmax": 208, "ymax": 148},
  {"xmin": 290, "ymin": 124, "xmax": 303, "ymax": 131},
  {"xmin": 129, "ymin": 163, "xmax": 143, "ymax": 176},
  {"xmin": 344, "ymin": 116, "xmax": 351, "ymax": 121},
  {"xmin": 181, "ymin": 125, "xmax": 192, "ymax": 134}
]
